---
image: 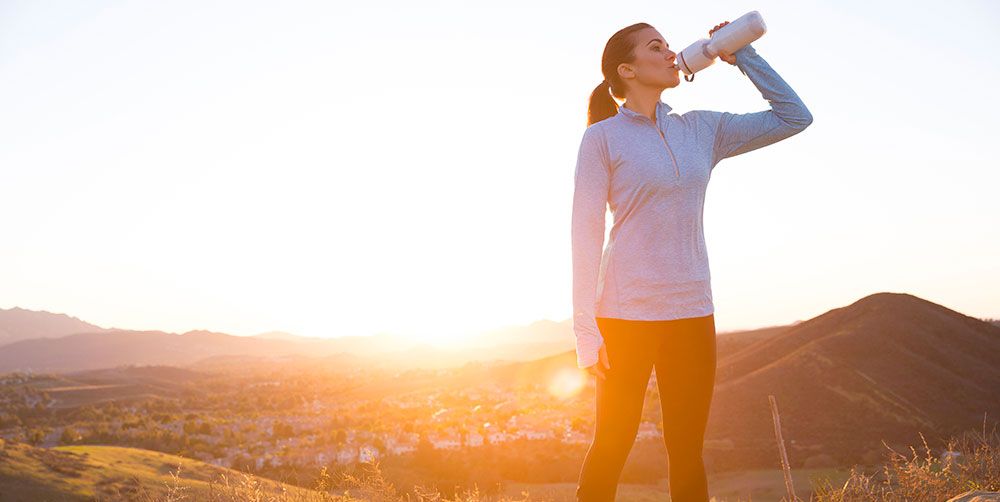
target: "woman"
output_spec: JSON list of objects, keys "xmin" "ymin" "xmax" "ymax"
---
[{"xmin": 571, "ymin": 21, "xmax": 813, "ymax": 502}]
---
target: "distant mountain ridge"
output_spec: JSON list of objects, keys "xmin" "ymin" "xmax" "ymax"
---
[
  {"xmin": 0, "ymin": 311, "xmax": 578, "ymax": 373},
  {"xmin": 0, "ymin": 306, "xmax": 111, "ymax": 345},
  {"xmin": 0, "ymin": 330, "xmax": 299, "ymax": 373}
]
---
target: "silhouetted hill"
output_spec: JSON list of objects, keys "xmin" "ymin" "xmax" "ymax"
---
[
  {"xmin": 0, "ymin": 322, "xmax": 579, "ymax": 374},
  {"xmin": 716, "ymin": 324, "xmax": 792, "ymax": 357},
  {"xmin": 706, "ymin": 292, "xmax": 1000, "ymax": 470},
  {"xmin": 0, "ymin": 329, "xmax": 302, "ymax": 373},
  {"xmin": 0, "ymin": 307, "xmax": 111, "ymax": 345}
]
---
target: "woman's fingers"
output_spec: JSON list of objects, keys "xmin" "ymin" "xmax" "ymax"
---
[
  {"xmin": 587, "ymin": 364, "xmax": 607, "ymax": 380},
  {"xmin": 710, "ymin": 21, "xmax": 730, "ymax": 36},
  {"xmin": 715, "ymin": 21, "xmax": 737, "ymax": 65}
]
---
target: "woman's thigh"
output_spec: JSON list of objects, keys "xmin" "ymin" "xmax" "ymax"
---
[
  {"xmin": 592, "ymin": 318, "xmax": 660, "ymax": 432},
  {"xmin": 652, "ymin": 314, "xmax": 717, "ymax": 445}
]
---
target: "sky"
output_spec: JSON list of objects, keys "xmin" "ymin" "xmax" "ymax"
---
[{"xmin": 1, "ymin": 0, "xmax": 998, "ymax": 344}]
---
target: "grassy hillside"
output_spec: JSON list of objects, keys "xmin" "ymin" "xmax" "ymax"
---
[{"xmin": 0, "ymin": 440, "xmax": 330, "ymax": 501}]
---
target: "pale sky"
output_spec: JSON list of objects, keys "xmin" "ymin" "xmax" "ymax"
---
[{"xmin": 2, "ymin": 0, "xmax": 998, "ymax": 344}]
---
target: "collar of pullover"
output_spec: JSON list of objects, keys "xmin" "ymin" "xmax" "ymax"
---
[{"xmin": 616, "ymin": 100, "xmax": 673, "ymax": 124}]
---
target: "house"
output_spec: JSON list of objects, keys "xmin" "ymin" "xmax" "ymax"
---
[
  {"xmin": 487, "ymin": 431, "xmax": 514, "ymax": 443},
  {"xmin": 431, "ymin": 435, "xmax": 461, "ymax": 450},
  {"xmin": 390, "ymin": 443, "xmax": 416, "ymax": 455},
  {"xmin": 519, "ymin": 429, "xmax": 554, "ymax": 440},
  {"xmin": 464, "ymin": 432, "xmax": 484, "ymax": 447},
  {"xmin": 563, "ymin": 430, "xmax": 590, "ymax": 444}
]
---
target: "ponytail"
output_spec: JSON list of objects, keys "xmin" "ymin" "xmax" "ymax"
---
[
  {"xmin": 586, "ymin": 22, "xmax": 652, "ymax": 127},
  {"xmin": 587, "ymin": 80, "xmax": 618, "ymax": 126}
]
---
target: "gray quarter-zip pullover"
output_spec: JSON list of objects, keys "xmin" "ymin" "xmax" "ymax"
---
[{"xmin": 571, "ymin": 44, "xmax": 813, "ymax": 369}]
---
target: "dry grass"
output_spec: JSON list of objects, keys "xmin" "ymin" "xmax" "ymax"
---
[
  {"xmin": 339, "ymin": 460, "xmax": 535, "ymax": 502},
  {"xmin": 93, "ymin": 457, "xmax": 540, "ymax": 502},
  {"xmin": 811, "ymin": 416, "xmax": 1000, "ymax": 501},
  {"xmin": 91, "ymin": 461, "xmax": 344, "ymax": 502}
]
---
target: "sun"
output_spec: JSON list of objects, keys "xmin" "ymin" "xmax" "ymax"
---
[{"xmin": 547, "ymin": 368, "xmax": 587, "ymax": 399}]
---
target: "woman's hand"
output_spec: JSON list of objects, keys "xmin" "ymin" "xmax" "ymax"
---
[
  {"xmin": 709, "ymin": 21, "xmax": 738, "ymax": 65},
  {"xmin": 585, "ymin": 342, "xmax": 611, "ymax": 381}
]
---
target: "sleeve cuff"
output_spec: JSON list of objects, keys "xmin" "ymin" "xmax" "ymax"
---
[
  {"xmin": 734, "ymin": 43, "xmax": 757, "ymax": 62},
  {"xmin": 574, "ymin": 327, "xmax": 604, "ymax": 369},
  {"xmin": 734, "ymin": 44, "xmax": 758, "ymax": 75},
  {"xmin": 577, "ymin": 351, "xmax": 599, "ymax": 369}
]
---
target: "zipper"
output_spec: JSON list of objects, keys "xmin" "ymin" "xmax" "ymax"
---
[{"xmin": 655, "ymin": 125, "xmax": 680, "ymax": 178}]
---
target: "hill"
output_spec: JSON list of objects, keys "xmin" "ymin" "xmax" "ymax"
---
[
  {"xmin": 35, "ymin": 365, "xmax": 210, "ymax": 409},
  {"xmin": 0, "ymin": 440, "xmax": 325, "ymax": 501},
  {"xmin": 0, "ymin": 330, "xmax": 305, "ymax": 373},
  {"xmin": 706, "ymin": 292, "xmax": 1000, "ymax": 470},
  {"xmin": 0, "ymin": 307, "xmax": 111, "ymax": 346}
]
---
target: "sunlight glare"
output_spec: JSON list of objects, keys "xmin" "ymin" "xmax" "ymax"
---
[{"xmin": 547, "ymin": 368, "xmax": 587, "ymax": 399}]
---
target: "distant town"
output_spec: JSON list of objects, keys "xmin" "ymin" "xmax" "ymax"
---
[{"xmin": 0, "ymin": 363, "xmax": 666, "ymax": 488}]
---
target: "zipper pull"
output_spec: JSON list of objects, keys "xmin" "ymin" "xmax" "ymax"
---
[{"xmin": 656, "ymin": 127, "xmax": 681, "ymax": 178}]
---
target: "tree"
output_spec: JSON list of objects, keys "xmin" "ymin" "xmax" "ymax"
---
[
  {"xmin": 60, "ymin": 427, "xmax": 82, "ymax": 444},
  {"xmin": 26, "ymin": 427, "xmax": 48, "ymax": 446}
]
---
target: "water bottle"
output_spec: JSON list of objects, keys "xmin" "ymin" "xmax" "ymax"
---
[{"xmin": 676, "ymin": 11, "xmax": 767, "ymax": 82}]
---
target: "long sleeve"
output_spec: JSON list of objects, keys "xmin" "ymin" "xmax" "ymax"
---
[
  {"xmin": 707, "ymin": 44, "xmax": 814, "ymax": 168},
  {"xmin": 571, "ymin": 125, "xmax": 610, "ymax": 369}
]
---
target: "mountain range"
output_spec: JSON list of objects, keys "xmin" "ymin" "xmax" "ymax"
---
[
  {"xmin": 0, "ymin": 310, "xmax": 574, "ymax": 373},
  {"xmin": 0, "ymin": 307, "xmax": 112, "ymax": 346}
]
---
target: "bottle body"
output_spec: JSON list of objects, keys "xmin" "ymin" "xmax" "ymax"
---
[{"xmin": 677, "ymin": 11, "xmax": 767, "ymax": 77}]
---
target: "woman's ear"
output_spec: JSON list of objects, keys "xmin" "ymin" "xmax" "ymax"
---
[{"xmin": 617, "ymin": 63, "xmax": 635, "ymax": 81}]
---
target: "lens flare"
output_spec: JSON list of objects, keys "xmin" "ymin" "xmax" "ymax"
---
[{"xmin": 547, "ymin": 368, "xmax": 587, "ymax": 399}]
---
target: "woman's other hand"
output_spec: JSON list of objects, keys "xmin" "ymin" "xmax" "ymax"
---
[
  {"xmin": 709, "ymin": 21, "xmax": 738, "ymax": 65},
  {"xmin": 586, "ymin": 342, "xmax": 611, "ymax": 380}
]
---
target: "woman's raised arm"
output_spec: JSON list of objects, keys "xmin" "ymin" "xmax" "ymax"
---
[{"xmin": 701, "ymin": 44, "xmax": 813, "ymax": 168}]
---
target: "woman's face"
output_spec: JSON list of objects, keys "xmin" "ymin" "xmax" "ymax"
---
[{"xmin": 619, "ymin": 27, "xmax": 680, "ymax": 91}]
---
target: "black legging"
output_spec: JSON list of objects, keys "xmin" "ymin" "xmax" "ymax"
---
[{"xmin": 576, "ymin": 313, "xmax": 717, "ymax": 502}]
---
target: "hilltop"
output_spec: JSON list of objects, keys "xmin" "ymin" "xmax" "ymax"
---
[
  {"xmin": 0, "ymin": 439, "xmax": 331, "ymax": 501},
  {"xmin": 708, "ymin": 292, "xmax": 1000, "ymax": 469}
]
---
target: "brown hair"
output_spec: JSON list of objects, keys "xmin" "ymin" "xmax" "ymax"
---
[{"xmin": 587, "ymin": 22, "xmax": 653, "ymax": 126}]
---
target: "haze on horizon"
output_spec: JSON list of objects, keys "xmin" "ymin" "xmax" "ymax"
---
[{"xmin": 1, "ymin": 0, "xmax": 998, "ymax": 345}]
